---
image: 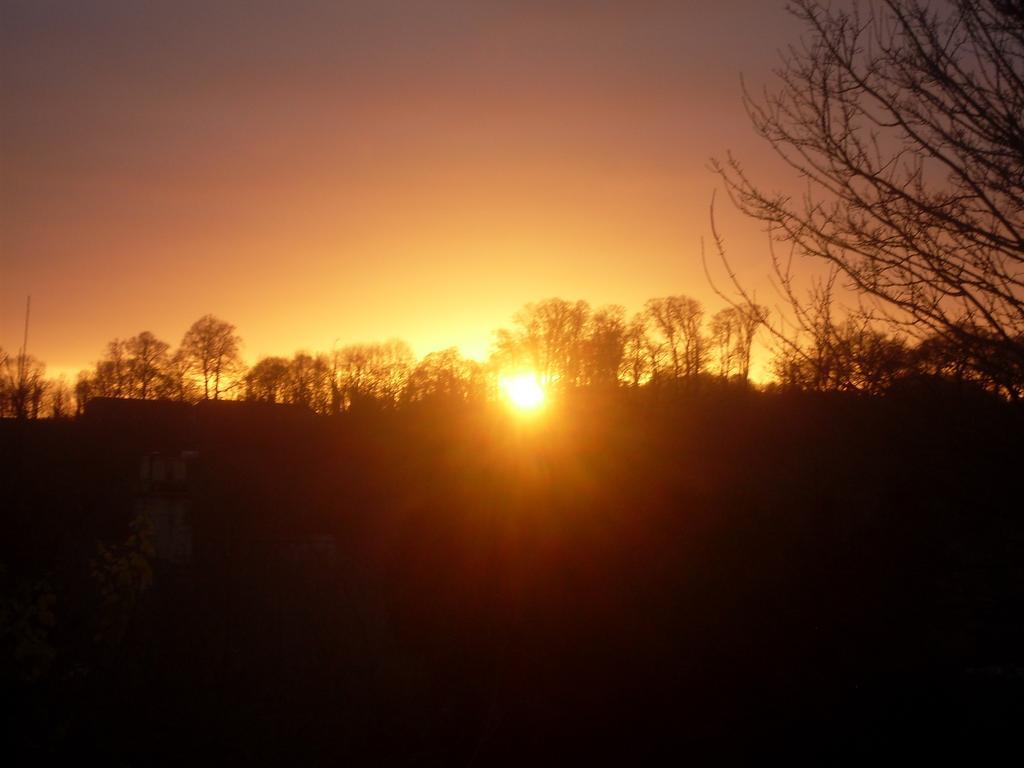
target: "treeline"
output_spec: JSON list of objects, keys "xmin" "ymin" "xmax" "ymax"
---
[
  {"xmin": 758, "ymin": 268, "xmax": 1024, "ymax": 400},
  {"xmin": 0, "ymin": 298, "xmax": 765, "ymax": 418},
  {"xmin": 1, "ymin": 293, "xmax": 1017, "ymax": 419}
]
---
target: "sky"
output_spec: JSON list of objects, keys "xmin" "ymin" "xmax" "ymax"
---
[{"xmin": 1, "ymin": 0, "xmax": 809, "ymax": 378}]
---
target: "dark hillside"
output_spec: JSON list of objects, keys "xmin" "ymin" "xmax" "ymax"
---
[{"xmin": 2, "ymin": 389, "xmax": 1022, "ymax": 763}]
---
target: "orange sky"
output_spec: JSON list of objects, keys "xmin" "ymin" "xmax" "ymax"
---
[{"xmin": 1, "ymin": 1, "xmax": 807, "ymax": 379}]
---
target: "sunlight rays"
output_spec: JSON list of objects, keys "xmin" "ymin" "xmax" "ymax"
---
[{"xmin": 500, "ymin": 372, "xmax": 546, "ymax": 412}]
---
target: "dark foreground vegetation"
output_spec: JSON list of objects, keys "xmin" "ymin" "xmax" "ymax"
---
[{"xmin": 3, "ymin": 384, "xmax": 1023, "ymax": 764}]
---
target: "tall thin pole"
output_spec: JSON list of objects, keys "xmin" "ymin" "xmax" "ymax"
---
[
  {"xmin": 19, "ymin": 295, "xmax": 31, "ymax": 380},
  {"xmin": 22, "ymin": 295, "xmax": 31, "ymax": 355},
  {"xmin": 12, "ymin": 295, "xmax": 32, "ymax": 419}
]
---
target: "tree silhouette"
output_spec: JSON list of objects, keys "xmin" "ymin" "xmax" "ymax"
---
[
  {"xmin": 495, "ymin": 299, "xmax": 591, "ymax": 387},
  {"xmin": 619, "ymin": 313, "xmax": 655, "ymax": 386},
  {"xmin": 403, "ymin": 347, "xmax": 482, "ymax": 404},
  {"xmin": 584, "ymin": 306, "xmax": 628, "ymax": 387},
  {"xmin": 710, "ymin": 304, "xmax": 767, "ymax": 381},
  {"xmin": 283, "ymin": 352, "xmax": 332, "ymax": 413},
  {"xmin": 1, "ymin": 348, "xmax": 47, "ymax": 419},
  {"xmin": 244, "ymin": 356, "xmax": 290, "ymax": 404},
  {"xmin": 93, "ymin": 339, "xmax": 131, "ymax": 398},
  {"xmin": 180, "ymin": 315, "xmax": 243, "ymax": 401},
  {"xmin": 46, "ymin": 376, "xmax": 71, "ymax": 418},
  {"xmin": 370, "ymin": 340, "xmax": 415, "ymax": 406},
  {"xmin": 334, "ymin": 340, "xmax": 414, "ymax": 410},
  {"xmin": 715, "ymin": 0, "xmax": 1024, "ymax": 397},
  {"xmin": 125, "ymin": 331, "xmax": 170, "ymax": 400},
  {"xmin": 645, "ymin": 296, "xmax": 706, "ymax": 380},
  {"xmin": 163, "ymin": 348, "xmax": 201, "ymax": 403},
  {"xmin": 73, "ymin": 371, "xmax": 93, "ymax": 415}
]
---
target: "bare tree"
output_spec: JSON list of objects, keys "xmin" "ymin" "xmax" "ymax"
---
[
  {"xmin": 180, "ymin": 315, "xmax": 243, "ymax": 400},
  {"xmin": 645, "ymin": 296, "xmax": 707, "ymax": 380},
  {"xmin": 47, "ymin": 376, "xmax": 72, "ymax": 418},
  {"xmin": 162, "ymin": 348, "xmax": 201, "ymax": 403},
  {"xmin": 372, "ymin": 339, "xmax": 414, "ymax": 405},
  {"xmin": 74, "ymin": 370, "xmax": 93, "ymax": 415},
  {"xmin": 335, "ymin": 340, "xmax": 414, "ymax": 409},
  {"xmin": 403, "ymin": 348, "xmax": 483, "ymax": 404},
  {"xmin": 710, "ymin": 309, "xmax": 738, "ymax": 379},
  {"xmin": 335, "ymin": 344, "xmax": 375, "ymax": 408},
  {"xmin": 715, "ymin": 0, "xmax": 1024, "ymax": 397},
  {"xmin": 711, "ymin": 303, "xmax": 768, "ymax": 382},
  {"xmin": 94, "ymin": 339, "xmax": 131, "ymax": 398},
  {"xmin": 645, "ymin": 298, "xmax": 683, "ymax": 379},
  {"xmin": 618, "ymin": 313, "xmax": 658, "ymax": 386},
  {"xmin": 283, "ymin": 352, "xmax": 333, "ymax": 413},
  {"xmin": 244, "ymin": 356, "xmax": 290, "ymax": 404},
  {"xmin": 125, "ymin": 331, "xmax": 170, "ymax": 399},
  {"xmin": 496, "ymin": 299, "xmax": 591, "ymax": 387},
  {"xmin": 583, "ymin": 306, "xmax": 628, "ymax": 386},
  {"xmin": 1, "ymin": 349, "xmax": 47, "ymax": 418}
]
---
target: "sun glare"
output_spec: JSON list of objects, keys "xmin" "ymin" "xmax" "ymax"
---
[{"xmin": 501, "ymin": 372, "xmax": 546, "ymax": 412}]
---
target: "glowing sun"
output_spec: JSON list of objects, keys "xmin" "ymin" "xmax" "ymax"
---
[{"xmin": 501, "ymin": 372, "xmax": 546, "ymax": 411}]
